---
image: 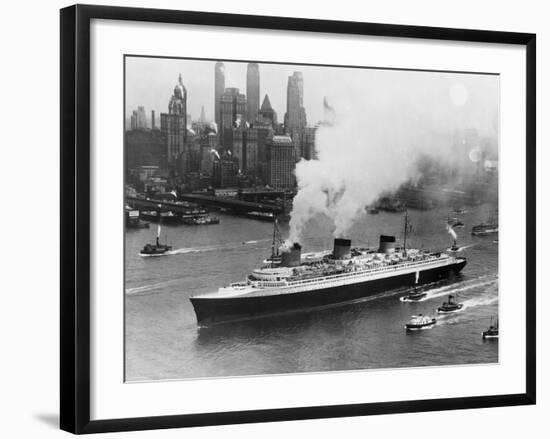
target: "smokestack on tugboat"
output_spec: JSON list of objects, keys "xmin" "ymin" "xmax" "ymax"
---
[
  {"xmin": 333, "ymin": 238, "xmax": 352, "ymax": 259},
  {"xmin": 281, "ymin": 243, "xmax": 302, "ymax": 267},
  {"xmin": 378, "ymin": 235, "xmax": 396, "ymax": 254}
]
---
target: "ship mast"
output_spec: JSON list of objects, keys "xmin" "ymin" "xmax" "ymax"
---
[
  {"xmin": 403, "ymin": 211, "xmax": 409, "ymax": 256},
  {"xmin": 271, "ymin": 218, "xmax": 280, "ymax": 259}
]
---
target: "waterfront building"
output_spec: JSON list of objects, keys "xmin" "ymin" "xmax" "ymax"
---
[
  {"xmin": 246, "ymin": 63, "xmax": 260, "ymax": 124},
  {"xmin": 266, "ymin": 135, "xmax": 296, "ymax": 188},
  {"xmin": 160, "ymin": 74, "xmax": 187, "ymax": 167},
  {"xmin": 187, "ymin": 138, "xmax": 202, "ymax": 173},
  {"xmin": 213, "ymin": 155, "xmax": 240, "ymax": 188},
  {"xmin": 125, "ymin": 128, "xmax": 165, "ymax": 174},
  {"xmin": 214, "ymin": 62, "xmax": 225, "ymax": 129}
]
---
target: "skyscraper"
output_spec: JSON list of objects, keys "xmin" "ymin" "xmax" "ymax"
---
[
  {"xmin": 214, "ymin": 62, "xmax": 225, "ymax": 130},
  {"xmin": 284, "ymin": 72, "xmax": 307, "ymax": 133},
  {"xmin": 199, "ymin": 106, "xmax": 206, "ymax": 124},
  {"xmin": 136, "ymin": 106, "xmax": 147, "ymax": 128},
  {"xmin": 246, "ymin": 63, "xmax": 260, "ymax": 124},
  {"xmin": 266, "ymin": 135, "xmax": 296, "ymax": 189},
  {"xmin": 258, "ymin": 94, "xmax": 277, "ymax": 127},
  {"xmin": 129, "ymin": 106, "xmax": 147, "ymax": 130},
  {"xmin": 160, "ymin": 74, "xmax": 187, "ymax": 166},
  {"xmin": 219, "ymin": 87, "xmax": 247, "ymax": 148}
]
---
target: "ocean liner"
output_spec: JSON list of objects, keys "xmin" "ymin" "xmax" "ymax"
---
[{"xmin": 190, "ymin": 214, "xmax": 467, "ymax": 325}]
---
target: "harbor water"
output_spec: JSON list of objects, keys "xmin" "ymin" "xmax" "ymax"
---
[{"xmin": 125, "ymin": 205, "xmax": 498, "ymax": 381}]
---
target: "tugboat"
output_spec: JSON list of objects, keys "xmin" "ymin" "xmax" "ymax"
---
[
  {"xmin": 140, "ymin": 224, "xmax": 172, "ymax": 256},
  {"xmin": 482, "ymin": 317, "xmax": 499, "ymax": 339},
  {"xmin": 447, "ymin": 224, "xmax": 460, "ymax": 252},
  {"xmin": 405, "ymin": 314, "xmax": 437, "ymax": 331},
  {"xmin": 450, "ymin": 239, "xmax": 460, "ymax": 252},
  {"xmin": 437, "ymin": 294, "xmax": 464, "ymax": 313},
  {"xmin": 401, "ymin": 286, "xmax": 427, "ymax": 302}
]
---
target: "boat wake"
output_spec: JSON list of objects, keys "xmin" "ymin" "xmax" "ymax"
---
[
  {"xmin": 125, "ymin": 279, "xmax": 181, "ymax": 295},
  {"xmin": 446, "ymin": 244, "xmax": 476, "ymax": 252},
  {"xmin": 400, "ymin": 276, "xmax": 498, "ymax": 303},
  {"xmin": 461, "ymin": 293, "xmax": 499, "ymax": 310},
  {"xmin": 138, "ymin": 239, "xmax": 272, "ymax": 257}
]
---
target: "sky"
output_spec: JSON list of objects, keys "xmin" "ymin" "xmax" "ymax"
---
[{"xmin": 124, "ymin": 56, "xmax": 499, "ymax": 134}]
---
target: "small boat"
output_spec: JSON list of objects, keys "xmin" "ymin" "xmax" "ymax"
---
[
  {"xmin": 472, "ymin": 210, "xmax": 498, "ymax": 236},
  {"xmin": 140, "ymin": 225, "xmax": 172, "ymax": 256},
  {"xmin": 437, "ymin": 294, "xmax": 464, "ymax": 313},
  {"xmin": 125, "ymin": 207, "xmax": 150, "ymax": 229},
  {"xmin": 366, "ymin": 206, "xmax": 379, "ymax": 214},
  {"xmin": 140, "ymin": 210, "xmax": 180, "ymax": 223},
  {"xmin": 482, "ymin": 317, "xmax": 499, "ymax": 339},
  {"xmin": 244, "ymin": 211, "xmax": 276, "ymax": 222},
  {"xmin": 182, "ymin": 215, "xmax": 220, "ymax": 225},
  {"xmin": 401, "ymin": 287, "xmax": 427, "ymax": 302},
  {"xmin": 447, "ymin": 216, "xmax": 464, "ymax": 229},
  {"xmin": 451, "ymin": 208, "xmax": 466, "ymax": 215},
  {"xmin": 493, "ymin": 239, "xmax": 499, "ymax": 245},
  {"xmin": 405, "ymin": 314, "xmax": 436, "ymax": 331},
  {"xmin": 451, "ymin": 220, "xmax": 465, "ymax": 229}
]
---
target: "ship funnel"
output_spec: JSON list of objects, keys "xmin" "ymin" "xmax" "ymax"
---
[
  {"xmin": 333, "ymin": 238, "xmax": 352, "ymax": 259},
  {"xmin": 281, "ymin": 242, "xmax": 302, "ymax": 267},
  {"xmin": 378, "ymin": 235, "xmax": 396, "ymax": 254}
]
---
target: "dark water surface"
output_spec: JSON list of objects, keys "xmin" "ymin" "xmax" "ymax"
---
[{"xmin": 125, "ymin": 205, "xmax": 498, "ymax": 381}]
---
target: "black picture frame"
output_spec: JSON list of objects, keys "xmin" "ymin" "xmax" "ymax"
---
[{"xmin": 60, "ymin": 4, "xmax": 536, "ymax": 434}]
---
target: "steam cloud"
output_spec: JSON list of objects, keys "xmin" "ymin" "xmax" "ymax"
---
[
  {"xmin": 288, "ymin": 70, "xmax": 498, "ymax": 244},
  {"xmin": 446, "ymin": 224, "xmax": 458, "ymax": 241}
]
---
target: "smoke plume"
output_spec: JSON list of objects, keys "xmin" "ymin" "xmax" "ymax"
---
[
  {"xmin": 288, "ymin": 70, "xmax": 498, "ymax": 244},
  {"xmin": 446, "ymin": 224, "xmax": 458, "ymax": 241}
]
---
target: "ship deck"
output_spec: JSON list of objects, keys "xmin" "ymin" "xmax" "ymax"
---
[{"xmin": 194, "ymin": 254, "xmax": 465, "ymax": 299}]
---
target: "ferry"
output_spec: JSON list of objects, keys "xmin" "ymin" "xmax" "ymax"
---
[
  {"xmin": 472, "ymin": 210, "xmax": 498, "ymax": 236},
  {"xmin": 405, "ymin": 314, "xmax": 437, "ymax": 331}
]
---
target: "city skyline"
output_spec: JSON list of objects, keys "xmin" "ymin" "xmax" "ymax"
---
[{"xmin": 125, "ymin": 57, "xmax": 499, "ymax": 138}]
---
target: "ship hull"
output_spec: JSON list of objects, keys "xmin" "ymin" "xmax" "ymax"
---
[{"xmin": 191, "ymin": 258, "xmax": 467, "ymax": 325}]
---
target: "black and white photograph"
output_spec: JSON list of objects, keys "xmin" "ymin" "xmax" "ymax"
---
[{"xmin": 124, "ymin": 57, "xmax": 500, "ymax": 382}]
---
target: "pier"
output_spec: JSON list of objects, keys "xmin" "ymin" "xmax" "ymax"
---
[{"xmin": 127, "ymin": 194, "xmax": 284, "ymax": 215}]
